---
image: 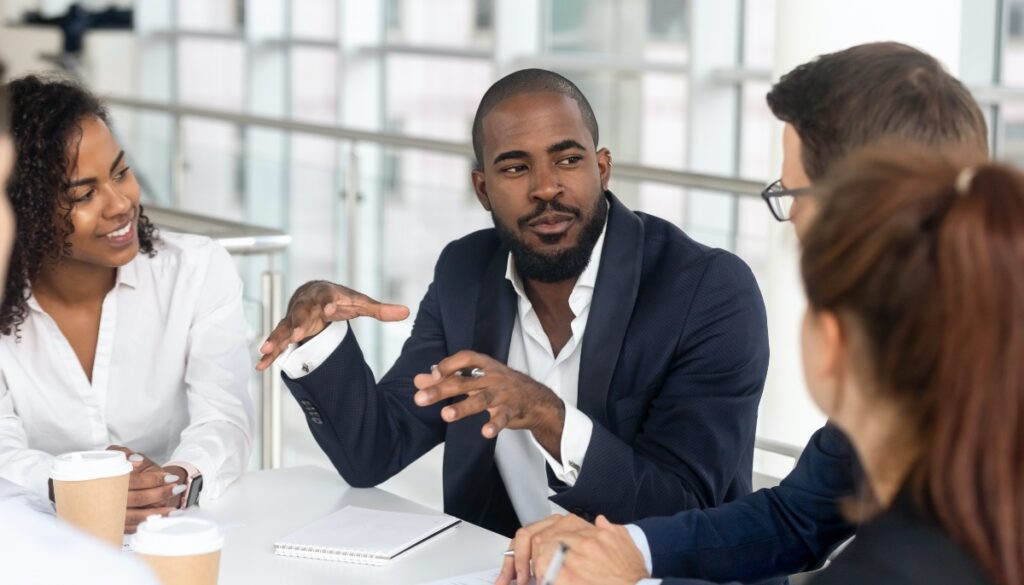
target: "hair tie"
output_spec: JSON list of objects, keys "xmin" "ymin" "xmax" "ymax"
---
[{"xmin": 955, "ymin": 166, "xmax": 978, "ymax": 197}]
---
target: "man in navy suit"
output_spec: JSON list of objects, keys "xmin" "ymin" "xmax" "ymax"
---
[
  {"xmin": 256, "ymin": 69, "xmax": 769, "ymax": 538},
  {"xmin": 499, "ymin": 43, "xmax": 991, "ymax": 585}
]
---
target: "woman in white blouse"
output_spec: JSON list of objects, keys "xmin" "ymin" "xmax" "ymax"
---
[{"xmin": 0, "ymin": 75, "xmax": 254, "ymax": 532}]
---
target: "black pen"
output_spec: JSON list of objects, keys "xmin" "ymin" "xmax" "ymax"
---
[{"xmin": 430, "ymin": 364, "xmax": 485, "ymax": 378}]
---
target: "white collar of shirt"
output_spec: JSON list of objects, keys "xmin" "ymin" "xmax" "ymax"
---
[
  {"xmin": 503, "ymin": 212, "xmax": 608, "ymax": 318},
  {"xmin": 26, "ymin": 262, "xmax": 139, "ymax": 313},
  {"xmin": 494, "ymin": 210, "xmax": 607, "ymax": 525}
]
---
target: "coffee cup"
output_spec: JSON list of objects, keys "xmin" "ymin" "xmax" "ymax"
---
[
  {"xmin": 133, "ymin": 515, "xmax": 224, "ymax": 585},
  {"xmin": 50, "ymin": 450, "xmax": 132, "ymax": 547}
]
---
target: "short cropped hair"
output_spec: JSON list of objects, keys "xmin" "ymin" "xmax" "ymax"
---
[
  {"xmin": 767, "ymin": 42, "xmax": 989, "ymax": 181},
  {"xmin": 471, "ymin": 68, "xmax": 599, "ymax": 169}
]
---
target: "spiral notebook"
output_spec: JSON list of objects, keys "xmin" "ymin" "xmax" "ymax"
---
[{"xmin": 273, "ymin": 505, "xmax": 461, "ymax": 566}]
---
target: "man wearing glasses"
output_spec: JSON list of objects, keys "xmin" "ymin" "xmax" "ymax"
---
[{"xmin": 500, "ymin": 41, "xmax": 990, "ymax": 585}]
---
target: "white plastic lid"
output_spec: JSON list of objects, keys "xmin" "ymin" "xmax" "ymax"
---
[
  {"xmin": 49, "ymin": 450, "xmax": 133, "ymax": 482},
  {"xmin": 132, "ymin": 516, "xmax": 224, "ymax": 556}
]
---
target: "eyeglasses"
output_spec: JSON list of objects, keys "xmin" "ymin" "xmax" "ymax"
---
[{"xmin": 760, "ymin": 179, "xmax": 812, "ymax": 222}]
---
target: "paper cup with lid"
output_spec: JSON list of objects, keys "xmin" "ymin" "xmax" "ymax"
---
[
  {"xmin": 133, "ymin": 515, "xmax": 224, "ymax": 585},
  {"xmin": 50, "ymin": 450, "xmax": 133, "ymax": 547}
]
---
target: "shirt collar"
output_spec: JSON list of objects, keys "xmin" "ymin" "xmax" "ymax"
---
[
  {"xmin": 26, "ymin": 258, "xmax": 140, "ymax": 314},
  {"xmin": 117, "ymin": 257, "xmax": 139, "ymax": 290},
  {"xmin": 504, "ymin": 212, "xmax": 608, "ymax": 300}
]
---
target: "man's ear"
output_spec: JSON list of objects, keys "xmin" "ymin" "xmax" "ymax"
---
[
  {"xmin": 596, "ymin": 147, "xmax": 612, "ymax": 191},
  {"xmin": 472, "ymin": 168, "xmax": 491, "ymax": 211}
]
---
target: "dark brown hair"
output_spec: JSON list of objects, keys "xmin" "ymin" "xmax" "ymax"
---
[
  {"xmin": 768, "ymin": 42, "xmax": 989, "ymax": 181},
  {"xmin": 2, "ymin": 75, "xmax": 159, "ymax": 336},
  {"xmin": 801, "ymin": 148, "xmax": 1024, "ymax": 585}
]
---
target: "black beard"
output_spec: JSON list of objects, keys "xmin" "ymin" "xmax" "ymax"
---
[{"xmin": 493, "ymin": 193, "xmax": 609, "ymax": 284}]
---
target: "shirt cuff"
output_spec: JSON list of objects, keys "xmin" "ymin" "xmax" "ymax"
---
[
  {"xmin": 625, "ymin": 524, "xmax": 654, "ymax": 576},
  {"xmin": 530, "ymin": 403, "xmax": 593, "ymax": 485},
  {"xmin": 277, "ymin": 321, "xmax": 349, "ymax": 379}
]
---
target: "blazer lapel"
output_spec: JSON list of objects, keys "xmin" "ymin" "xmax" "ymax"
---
[
  {"xmin": 472, "ymin": 247, "xmax": 517, "ymax": 363},
  {"xmin": 578, "ymin": 192, "xmax": 644, "ymax": 427},
  {"xmin": 443, "ymin": 244, "xmax": 519, "ymax": 533}
]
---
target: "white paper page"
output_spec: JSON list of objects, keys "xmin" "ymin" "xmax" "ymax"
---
[{"xmin": 275, "ymin": 505, "xmax": 459, "ymax": 558}]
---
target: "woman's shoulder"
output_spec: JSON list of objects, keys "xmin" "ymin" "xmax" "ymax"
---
[
  {"xmin": 809, "ymin": 496, "xmax": 994, "ymax": 585},
  {"xmin": 151, "ymin": 231, "xmax": 220, "ymax": 257},
  {"xmin": 129, "ymin": 232, "xmax": 236, "ymax": 288}
]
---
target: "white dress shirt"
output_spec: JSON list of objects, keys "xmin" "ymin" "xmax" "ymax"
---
[
  {"xmin": 0, "ymin": 233, "xmax": 255, "ymax": 501},
  {"xmin": 279, "ymin": 222, "xmax": 606, "ymax": 526}
]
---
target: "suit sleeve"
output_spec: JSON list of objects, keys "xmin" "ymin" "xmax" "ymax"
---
[
  {"xmin": 280, "ymin": 246, "xmax": 454, "ymax": 487},
  {"xmin": 635, "ymin": 423, "xmax": 858, "ymax": 581},
  {"xmin": 550, "ymin": 252, "xmax": 769, "ymax": 521}
]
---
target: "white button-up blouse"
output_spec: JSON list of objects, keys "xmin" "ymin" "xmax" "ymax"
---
[{"xmin": 0, "ymin": 233, "xmax": 255, "ymax": 500}]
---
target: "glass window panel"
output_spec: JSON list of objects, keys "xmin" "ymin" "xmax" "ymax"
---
[
  {"xmin": 291, "ymin": 0, "xmax": 338, "ymax": 40},
  {"xmin": 177, "ymin": 0, "xmax": 239, "ymax": 32},
  {"xmin": 385, "ymin": 55, "xmax": 494, "ymax": 142},
  {"xmin": 647, "ymin": 0, "xmax": 688, "ymax": 43},
  {"xmin": 291, "ymin": 48, "xmax": 339, "ymax": 124},
  {"xmin": 287, "ymin": 135, "xmax": 339, "ymax": 289},
  {"xmin": 742, "ymin": 0, "xmax": 775, "ymax": 70},
  {"xmin": 547, "ymin": 0, "xmax": 590, "ymax": 52},
  {"xmin": 180, "ymin": 118, "xmax": 243, "ymax": 221},
  {"xmin": 177, "ymin": 39, "xmax": 246, "ymax": 109},
  {"xmin": 377, "ymin": 150, "xmax": 489, "ymax": 365},
  {"xmin": 474, "ymin": 0, "xmax": 494, "ymax": 32},
  {"xmin": 740, "ymin": 80, "xmax": 774, "ymax": 180},
  {"xmin": 400, "ymin": 0, "xmax": 488, "ymax": 47},
  {"xmin": 639, "ymin": 72, "xmax": 687, "ymax": 168},
  {"xmin": 1002, "ymin": 1, "xmax": 1024, "ymax": 166}
]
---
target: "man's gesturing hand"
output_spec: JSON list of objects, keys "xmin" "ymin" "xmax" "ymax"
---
[
  {"xmin": 412, "ymin": 351, "xmax": 566, "ymax": 456},
  {"xmin": 256, "ymin": 280, "xmax": 409, "ymax": 371}
]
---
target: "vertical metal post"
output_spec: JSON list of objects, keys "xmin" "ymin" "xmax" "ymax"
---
[
  {"xmin": 171, "ymin": 116, "xmax": 185, "ymax": 208},
  {"xmin": 345, "ymin": 144, "xmax": 359, "ymax": 286},
  {"xmin": 260, "ymin": 264, "xmax": 284, "ymax": 469}
]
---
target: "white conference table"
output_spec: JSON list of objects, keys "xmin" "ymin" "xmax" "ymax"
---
[{"xmin": 183, "ymin": 465, "xmax": 509, "ymax": 585}]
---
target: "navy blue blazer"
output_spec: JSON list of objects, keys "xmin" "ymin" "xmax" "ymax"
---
[
  {"xmin": 637, "ymin": 422, "xmax": 859, "ymax": 584},
  {"xmin": 283, "ymin": 192, "xmax": 769, "ymax": 537}
]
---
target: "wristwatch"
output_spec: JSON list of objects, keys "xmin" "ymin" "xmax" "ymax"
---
[{"xmin": 167, "ymin": 461, "xmax": 203, "ymax": 509}]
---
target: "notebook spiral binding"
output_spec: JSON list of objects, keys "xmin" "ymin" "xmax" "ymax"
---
[{"xmin": 274, "ymin": 543, "xmax": 387, "ymax": 566}]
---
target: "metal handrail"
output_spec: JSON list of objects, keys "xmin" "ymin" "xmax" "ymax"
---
[
  {"xmin": 755, "ymin": 436, "xmax": 804, "ymax": 460},
  {"xmin": 144, "ymin": 206, "xmax": 291, "ymax": 254},
  {"xmin": 103, "ymin": 95, "xmax": 766, "ymax": 196}
]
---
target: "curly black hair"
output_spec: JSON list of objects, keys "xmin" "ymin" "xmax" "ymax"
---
[{"xmin": 1, "ymin": 75, "xmax": 159, "ymax": 335}]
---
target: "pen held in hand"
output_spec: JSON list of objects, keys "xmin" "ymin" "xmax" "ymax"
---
[
  {"xmin": 429, "ymin": 365, "xmax": 485, "ymax": 379},
  {"xmin": 541, "ymin": 542, "xmax": 569, "ymax": 585}
]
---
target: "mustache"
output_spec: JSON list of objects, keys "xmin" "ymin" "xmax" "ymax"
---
[{"xmin": 516, "ymin": 200, "xmax": 582, "ymax": 228}]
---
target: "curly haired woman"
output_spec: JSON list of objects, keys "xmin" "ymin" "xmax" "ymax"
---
[{"xmin": 0, "ymin": 75, "xmax": 254, "ymax": 533}]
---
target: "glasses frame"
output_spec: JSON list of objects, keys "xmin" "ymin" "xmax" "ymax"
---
[{"xmin": 760, "ymin": 179, "xmax": 812, "ymax": 222}]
